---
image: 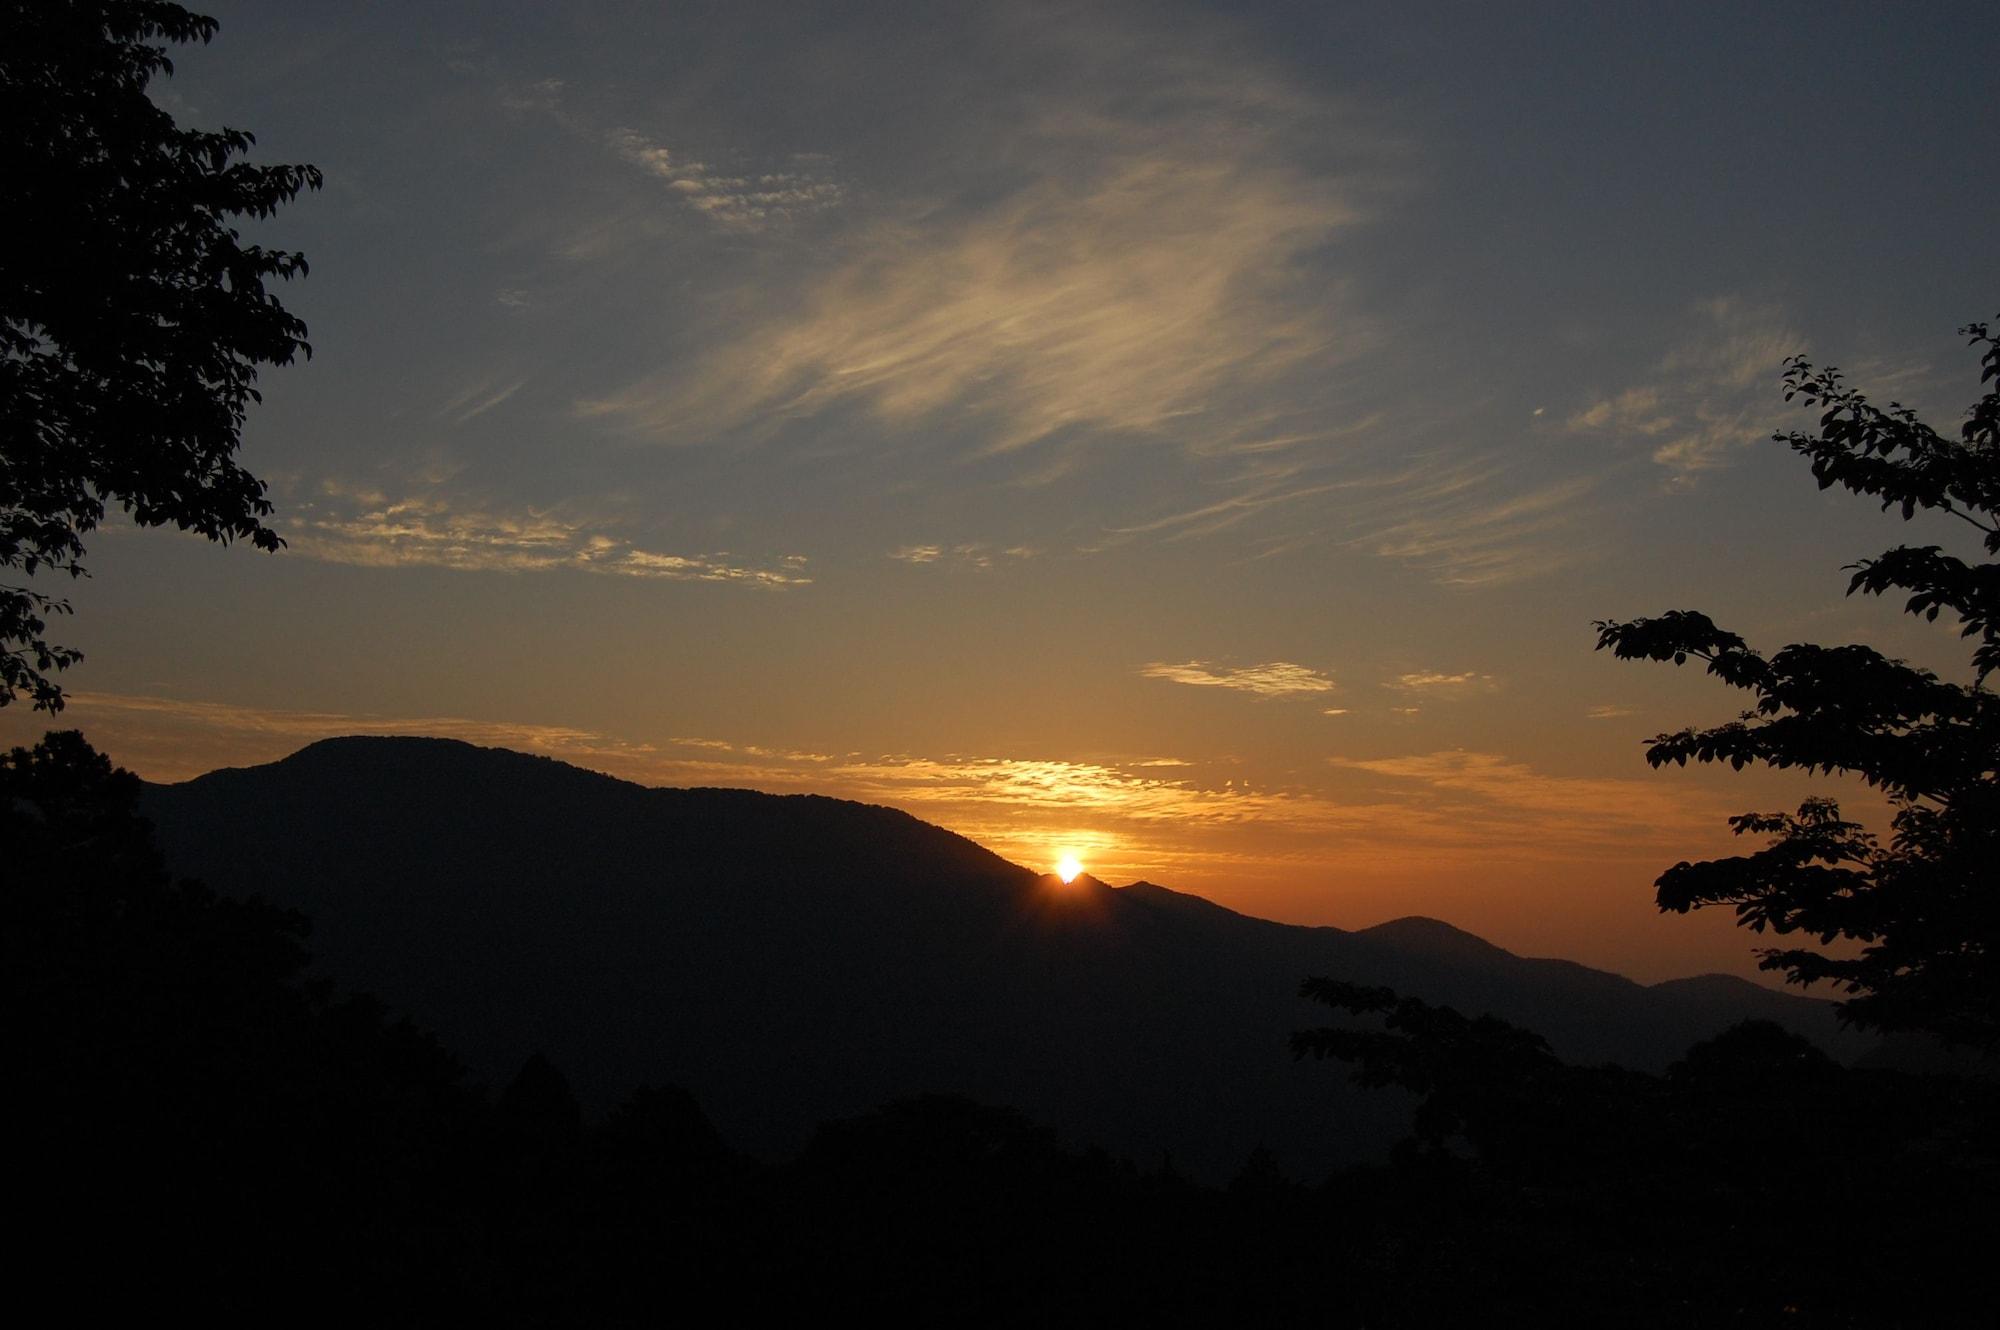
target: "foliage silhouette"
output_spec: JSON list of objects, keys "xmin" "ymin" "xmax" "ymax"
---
[
  {"xmin": 4, "ymin": 731, "xmax": 482, "ymax": 1317},
  {"xmin": 1290, "ymin": 978, "xmax": 1657, "ymax": 1181},
  {"xmin": 0, "ymin": 2, "xmax": 318, "ymax": 709},
  {"xmin": 1293, "ymin": 976, "xmax": 2000, "ymax": 1324},
  {"xmin": 1596, "ymin": 320, "xmax": 2000, "ymax": 1048}
]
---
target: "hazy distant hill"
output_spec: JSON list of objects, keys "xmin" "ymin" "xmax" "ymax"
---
[{"xmin": 143, "ymin": 736, "xmax": 1866, "ymax": 1180}]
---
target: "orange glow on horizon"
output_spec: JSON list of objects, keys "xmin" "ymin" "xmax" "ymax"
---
[{"xmin": 0, "ymin": 689, "xmax": 1856, "ymax": 985}]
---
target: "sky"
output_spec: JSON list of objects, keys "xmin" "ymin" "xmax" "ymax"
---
[{"xmin": 9, "ymin": 1, "xmax": 1998, "ymax": 983}]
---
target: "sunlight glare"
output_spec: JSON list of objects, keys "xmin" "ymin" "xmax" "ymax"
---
[{"xmin": 1055, "ymin": 854, "xmax": 1084, "ymax": 883}]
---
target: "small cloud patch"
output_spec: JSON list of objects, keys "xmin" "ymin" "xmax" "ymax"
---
[
  {"xmin": 1385, "ymin": 671, "xmax": 1498, "ymax": 699},
  {"xmin": 1140, "ymin": 661, "xmax": 1336, "ymax": 698},
  {"xmin": 608, "ymin": 128, "xmax": 843, "ymax": 233}
]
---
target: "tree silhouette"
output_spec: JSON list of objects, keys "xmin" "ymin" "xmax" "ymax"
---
[
  {"xmin": 1292, "ymin": 976, "xmax": 2000, "ymax": 1322},
  {"xmin": 3, "ymin": 729, "xmax": 490, "ymax": 1317},
  {"xmin": 1596, "ymin": 320, "xmax": 2000, "ymax": 1048},
  {"xmin": 1289, "ymin": 978, "xmax": 1648, "ymax": 1179},
  {"xmin": 1, "ymin": 1, "xmax": 319, "ymax": 709}
]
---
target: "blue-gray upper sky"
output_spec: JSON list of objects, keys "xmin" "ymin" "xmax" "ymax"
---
[{"xmin": 15, "ymin": 0, "xmax": 1996, "ymax": 980}]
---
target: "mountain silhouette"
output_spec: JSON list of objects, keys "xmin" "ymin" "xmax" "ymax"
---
[{"xmin": 142, "ymin": 735, "xmax": 1867, "ymax": 1180}]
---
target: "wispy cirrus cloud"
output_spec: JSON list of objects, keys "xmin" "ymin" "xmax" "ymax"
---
[
  {"xmin": 439, "ymin": 377, "xmax": 528, "ymax": 425},
  {"xmin": 493, "ymin": 73, "xmax": 843, "ymax": 238},
  {"xmin": 1328, "ymin": 750, "xmax": 1727, "ymax": 850},
  {"xmin": 532, "ymin": 18, "xmax": 1588, "ymax": 594},
  {"xmin": 1107, "ymin": 446, "xmax": 1599, "ymax": 587},
  {"xmin": 1102, "ymin": 472, "xmax": 1365, "ymax": 545},
  {"xmin": 669, "ymin": 736, "xmax": 832, "ymax": 762},
  {"xmin": 889, "ymin": 543, "xmax": 1035, "ymax": 568},
  {"xmin": 1356, "ymin": 465, "xmax": 1600, "ymax": 587},
  {"xmin": 1139, "ymin": 661, "xmax": 1336, "ymax": 697},
  {"xmin": 283, "ymin": 483, "xmax": 810, "ymax": 587},
  {"xmin": 1568, "ymin": 298, "xmax": 1804, "ymax": 481},
  {"xmin": 576, "ymin": 36, "xmax": 1385, "ymax": 463},
  {"xmin": 606, "ymin": 127, "xmax": 843, "ymax": 233}
]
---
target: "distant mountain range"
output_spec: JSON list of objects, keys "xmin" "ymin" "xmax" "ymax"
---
[{"xmin": 143, "ymin": 736, "xmax": 1868, "ymax": 1181}]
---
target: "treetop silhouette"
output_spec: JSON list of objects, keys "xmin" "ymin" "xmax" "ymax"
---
[
  {"xmin": 1, "ymin": 1, "xmax": 318, "ymax": 709},
  {"xmin": 1597, "ymin": 319, "xmax": 2000, "ymax": 1048}
]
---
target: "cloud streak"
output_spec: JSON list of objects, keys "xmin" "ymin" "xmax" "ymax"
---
[
  {"xmin": 1386, "ymin": 670, "xmax": 1498, "ymax": 698},
  {"xmin": 888, "ymin": 543, "xmax": 1034, "ymax": 569},
  {"xmin": 1139, "ymin": 661, "xmax": 1336, "ymax": 697},
  {"xmin": 607, "ymin": 127, "xmax": 843, "ymax": 233},
  {"xmin": 1355, "ymin": 465, "xmax": 1600, "ymax": 587},
  {"xmin": 1568, "ymin": 298, "xmax": 1804, "ymax": 481},
  {"xmin": 283, "ymin": 485, "xmax": 811, "ymax": 587},
  {"xmin": 1328, "ymin": 749, "xmax": 1728, "ymax": 852},
  {"xmin": 439, "ymin": 377, "xmax": 528, "ymax": 425}
]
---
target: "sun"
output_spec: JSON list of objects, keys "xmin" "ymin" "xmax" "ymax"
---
[{"xmin": 1054, "ymin": 854, "xmax": 1084, "ymax": 883}]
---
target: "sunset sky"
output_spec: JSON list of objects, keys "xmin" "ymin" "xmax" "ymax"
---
[{"xmin": 10, "ymin": 1, "xmax": 1996, "ymax": 983}]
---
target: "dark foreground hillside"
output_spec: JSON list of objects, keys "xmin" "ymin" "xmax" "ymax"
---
[
  {"xmin": 144, "ymin": 735, "xmax": 1866, "ymax": 1180},
  {"xmin": 12, "ymin": 731, "xmax": 1995, "ymax": 1327}
]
